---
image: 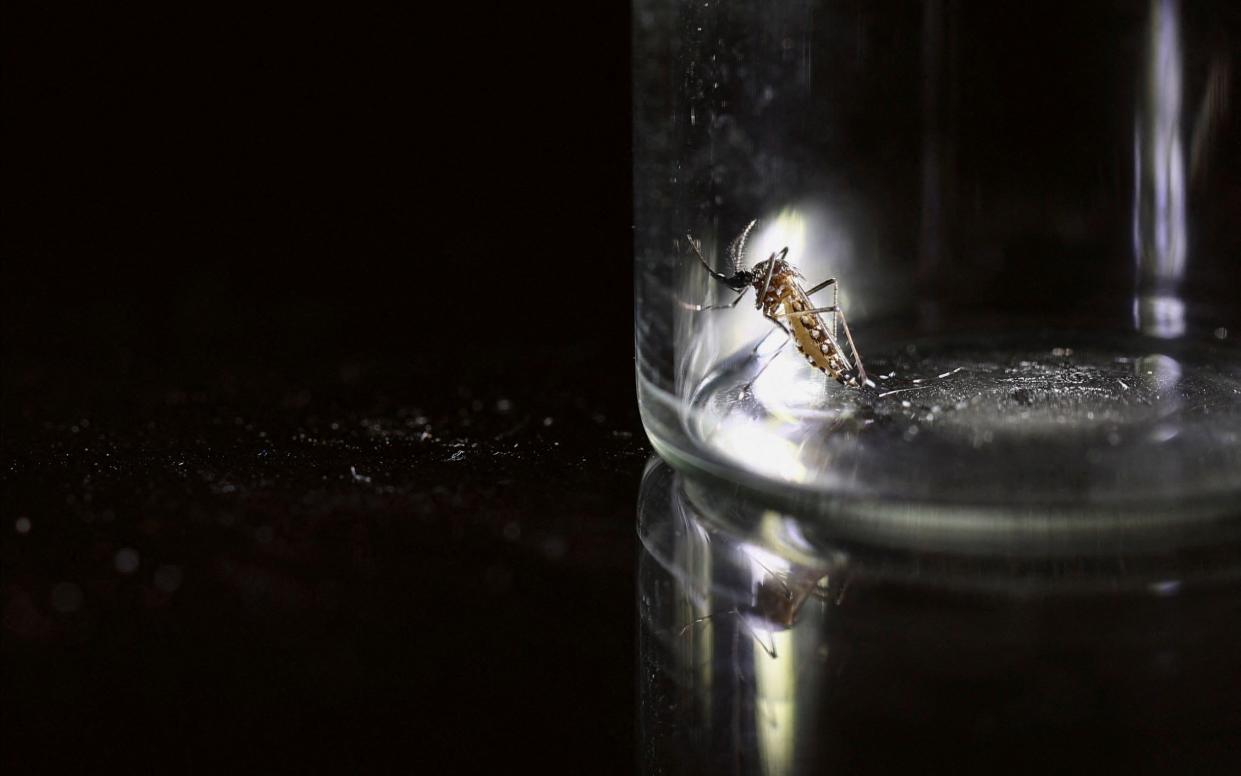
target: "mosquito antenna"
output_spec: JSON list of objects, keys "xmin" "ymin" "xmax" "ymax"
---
[
  {"xmin": 686, "ymin": 234, "xmax": 731, "ymax": 283},
  {"xmin": 728, "ymin": 219, "xmax": 759, "ymax": 273}
]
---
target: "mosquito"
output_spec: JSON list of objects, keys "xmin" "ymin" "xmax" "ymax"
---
[
  {"xmin": 688, "ymin": 220, "xmax": 868, "ymax": 388},
  {"xmin": 678, "ymin": 564, "xmax": 846, "ymax": 659}
]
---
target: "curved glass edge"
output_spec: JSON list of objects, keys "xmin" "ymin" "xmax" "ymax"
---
[
  {"xmin": 637, "ymin": 456, "xmax": 1241, "ymax": 598},
  {"xmin": 639, "ymin": 364, "xmax": 1241, "ymax": 557}
]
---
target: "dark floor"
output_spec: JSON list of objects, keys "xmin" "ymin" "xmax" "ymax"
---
[
  {"xmin": 3, "ymin": 341, "xmax": 647, "ymax": 773},
  {"xmin": 5, "ymin": 3, "xmax": 640, "ymax": 764}
]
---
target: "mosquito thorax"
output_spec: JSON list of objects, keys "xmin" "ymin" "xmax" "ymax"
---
[{"xmin": 749, "ymin": 259, "xmax": 792, "ymax": 293}]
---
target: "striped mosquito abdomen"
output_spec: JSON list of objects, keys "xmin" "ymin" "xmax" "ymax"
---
[{"xmin": 756, "ymin": 267, "xmax": 855, "ymax": 384}]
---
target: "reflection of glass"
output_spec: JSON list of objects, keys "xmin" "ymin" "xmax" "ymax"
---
[
  {"xmin": 634, "ymin": 1, "xmax": 1241, "ymax": 518},
  {"xmin": 638, "ymin": 459, "xmax": 1241, "ymax": 773}
]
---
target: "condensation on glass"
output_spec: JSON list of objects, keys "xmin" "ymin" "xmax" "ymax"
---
[{"xmin": 633, "ymin": 1, "xmax": 1241, "ymax": 524}]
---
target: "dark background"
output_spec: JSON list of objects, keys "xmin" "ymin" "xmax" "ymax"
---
[
  {"xmin": 4, "ymin": 4, "xmax": 641, "ymax": 772},
  {"xmin": 4, "ymin": 4, "xmax": 633, "ymax": 363}
]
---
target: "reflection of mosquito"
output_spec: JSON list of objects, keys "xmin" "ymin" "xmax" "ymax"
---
[
  {"xmin": 679, "ymin": 565, "xmax": 847, "ymax": 659},
  {"xmin": 688, "ymin": 220, "xmax": 868, "ymax": 388}
]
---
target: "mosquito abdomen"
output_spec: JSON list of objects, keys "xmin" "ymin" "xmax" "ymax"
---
[{"xmin": 766, "ymin": 286, "xmax": 852, "ymax": 384}]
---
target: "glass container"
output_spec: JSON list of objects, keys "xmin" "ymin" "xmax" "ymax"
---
[{"xmin": 633, "ymin": 1, "xmax": 1241, "ymax": 528}]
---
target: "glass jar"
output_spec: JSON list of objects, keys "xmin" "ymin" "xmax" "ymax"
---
[{"xmin": 633, "ymin": 0, "xmax": 1241, "ymax": 527}]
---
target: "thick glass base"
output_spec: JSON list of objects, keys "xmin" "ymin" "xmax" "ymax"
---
[
  {"xmin": 641, "ymin": 329, "xmax": 1241, "ymax": 549},
  {"xmin": 637, "ymin": 460, "xmax": 1241, "ymax": 775}
]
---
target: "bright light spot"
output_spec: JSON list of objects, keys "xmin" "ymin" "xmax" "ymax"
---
[
  {"xmin": 1149, "ymin": 579, "xmax": 1182, "ymax": 596},
  {"xmin": 779, "ymin": 519, "xmax": 814, "ymax": 554},
  {"xmin": 749, "ymin": 340, "xmax": 852, "ymax": 423},
  {"xmin": 1136, "ymin": 353, "xmax": 1183, "ymax": 389},
  {"xmin": 739, "ymin": 541, "xmax": 792, "ymax": 578},
  {"xmin": 114, "ymin": 547, "xmax": 140, "ymax": 575},
  {"xmin": 1133, "ymin": 294, "xmax": 1186, "ymax": 338},
  {"xmin": 15, "ymin": 517, "xmax": 31, "ymax": 535},
  {"xmin": 710, "ymin": 417, "xmax": 808, "ymax": 483},
  {"xmin": 1149, "ymin": 423, "xmax": 1179, "ymax": 443},
  {"xmin": 752, "ymin": 618, "xmax": 797, "ymax": 772},
  {"xmin": 751, "ymin": 210, "xmax": 808, "ymax": 265},
  {"xmin": 1133, "ymin": 0, "xmax": 1187, "ymax": 338}
]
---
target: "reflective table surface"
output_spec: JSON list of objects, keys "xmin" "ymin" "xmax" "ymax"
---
[{"xmin": 2, "ymin": 346, "xmax": 648, "ymax": 772}]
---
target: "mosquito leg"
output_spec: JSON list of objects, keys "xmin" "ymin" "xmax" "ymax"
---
[
  {"xmin": 683, "ymin": 606, "xmax": 780, "ymax": 660},
  {"xmin": 747, "ymin": 321, "xmax": 792, "ymax": 383},
  {"xmin": 807, "ymin": 573, "xmax": 850, "ymax": 605},
  {"xmin": 769, "ymin": 306, "xmax": 844, "ymax": 356},
  {"xmin": 770, "ymin": 305, "xmax": 867, "ymax": 384},
  {"xmin": 770, "ymin": 304, "xmax": 842, "ymax": 320},
  {"xmin": 833, "ymin": 283, "xmax": 839, "ymax": 341},
  {"xmin": 803, "ymin": 277, "xmax": 838, "ymax": 340},
  {"xmin": 752, "ymin": 317, "xmax": 792, "ymax": 353},
  {"xmin": 802, "ymin": 277, "xmax": 837, "ymax": 297},
  {"xmin": 744, "ymin": 555, "xmax": 793, "ymax": 599},
  {"xmin": 834, "ymin": 306, "xmax": 867, "ymax": 384},
  {"xmin": 736, "ymin": 614, "xmax": 779, "ymax": 659},
  {"xmin": 755, "ymin": 253, "xmax": 778, "ymax": 302},
  {"xmin": 834, "ymin": 576, "xmax": 853, "ymax": 606},
  {"xmin": 679, "ymin": 611, "xmax": 715, "ymax": 636},
  {"xmin": 678, "ymin": 606, "xmax": 741, "ymax": 636},
  {"xmin": 687, "ymin": 234, "xmax": 738, "ymax": 287},
  {"xmin": 749, "ymin": 324, "xmax": 780, "ymax": 355}
]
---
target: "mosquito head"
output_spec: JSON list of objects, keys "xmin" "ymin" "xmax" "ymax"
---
[{"xmin": 721, "ymin": 269, "xmax": 755, "ymax": 292}]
